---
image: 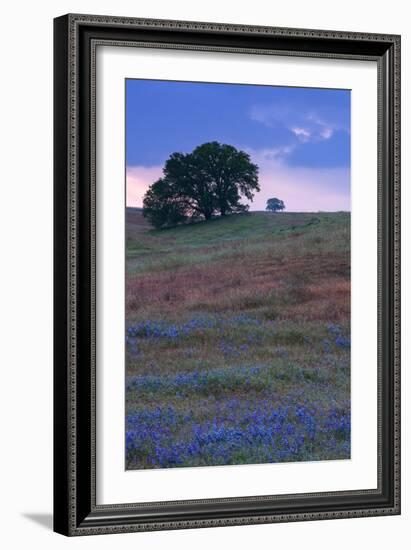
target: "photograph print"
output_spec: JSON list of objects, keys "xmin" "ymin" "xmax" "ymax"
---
[{"xmin": 125, "ymin": 79, "xmax": 351, "ymax": 470}]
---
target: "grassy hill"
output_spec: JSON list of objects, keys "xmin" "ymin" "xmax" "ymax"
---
[{"xmin": 125, "ymin": 210, "xmax": 351, "ymax": 469}]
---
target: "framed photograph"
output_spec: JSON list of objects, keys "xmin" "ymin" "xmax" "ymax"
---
[{"xmin": 53, "ymin": 13, "xmax": 400, "ymax": 536}]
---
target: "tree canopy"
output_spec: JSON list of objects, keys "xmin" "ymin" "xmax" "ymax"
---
[
  {"xmin": 266, "ymin": 198, "xmax": 285, "ymax": 213},
  {"xmin": 142, "ymin": 142, "xmax": 259, "ymax": 228}
]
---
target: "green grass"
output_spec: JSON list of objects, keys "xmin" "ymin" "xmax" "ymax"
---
[{"xmin": 126, "ymin": 211, "xmax": 349, "ymax": 274}]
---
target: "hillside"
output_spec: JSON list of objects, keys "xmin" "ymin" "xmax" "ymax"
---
[
  {"xmin": 125, "ymin": 210, "xmax": 351, "ymax": 469},
  {"xmin": 126, "ymin": 210, "xmax": 350, "ymax": 322}
]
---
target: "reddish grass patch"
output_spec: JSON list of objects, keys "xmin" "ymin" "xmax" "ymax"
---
[
  {"xmin": 126, "ymin": 250, "xmax": 350, "ymax": 322},
  {"xmin": 283, "ymin": 279, "xmax": 350, "ymax": 321}
]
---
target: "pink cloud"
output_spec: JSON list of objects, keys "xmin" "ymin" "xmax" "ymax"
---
[
  {"xmin": 248, "ymin": 167, "xmax": 350, "ymax": 212},
  {"xmin": 126, "ymin": 154, "xmax": 350, "ymax": 213},
  {"xmin": 245, "ymin": 149, "xmax": 350, "ymax": 212},
  {"xmin": 126, "ymin": 165, "xmax": 163, "ymax": 207}
]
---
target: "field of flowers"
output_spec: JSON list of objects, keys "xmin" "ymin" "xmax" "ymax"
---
[{"xmin": 125, "ymin": 209, "xmax": 350, "ymax": 469}]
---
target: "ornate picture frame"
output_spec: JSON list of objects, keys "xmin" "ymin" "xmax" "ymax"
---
[{"xmin": 53, "ymin": 13, "xmax": 400, "ymax": 536}]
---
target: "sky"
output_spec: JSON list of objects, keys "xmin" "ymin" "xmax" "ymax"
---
[{"xmin": 126, "ymin": 79, "xmax": 350, "ymax": 212}]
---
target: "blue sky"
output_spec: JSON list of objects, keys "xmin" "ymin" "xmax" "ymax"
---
[{"xmin": 126, "ymin": 79, "xmax": 350, "ymax": 211}]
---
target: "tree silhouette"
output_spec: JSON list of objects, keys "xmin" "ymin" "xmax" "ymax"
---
[
  {"xmin": 143, "ymin": 142, "xmax": 259, "ymax": 228},
  {"xmin": 266, "ymin": 198, "xmax": 285, "ymax": 213}
]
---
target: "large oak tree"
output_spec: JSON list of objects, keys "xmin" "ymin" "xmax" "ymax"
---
[{"xmin": 142, "ymin": 142, "xmax": 259, "ymax": 228}]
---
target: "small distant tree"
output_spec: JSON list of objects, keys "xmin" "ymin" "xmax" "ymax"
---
[{"xmin": 266, "ymin": 198, "xmax": 285, "ymax": 213}]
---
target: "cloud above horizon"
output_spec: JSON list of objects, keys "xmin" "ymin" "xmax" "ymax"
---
[
  {"xmin": 126, "ymin": 165, "xmax": 163, "ymax": 207},
  {"xmin": 249, "ymin": 102, "xmax": 346, "ymax": 146},
  {"xmin": 241, "ymin": 147, "xmax": 350, "ymax": 212},
  {"xmin": 126, "ymin": 147, "xmax": 350, "ymax": 212}
]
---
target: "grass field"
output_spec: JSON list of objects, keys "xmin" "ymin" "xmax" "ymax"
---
[{"xmin": 125, "ymin": 209, "xmax": 351, "ymax": 469}]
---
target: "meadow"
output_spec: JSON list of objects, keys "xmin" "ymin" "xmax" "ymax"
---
[{"xmin": 125, "ymin": 209, "xmax": 351, "ymax": 469}]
